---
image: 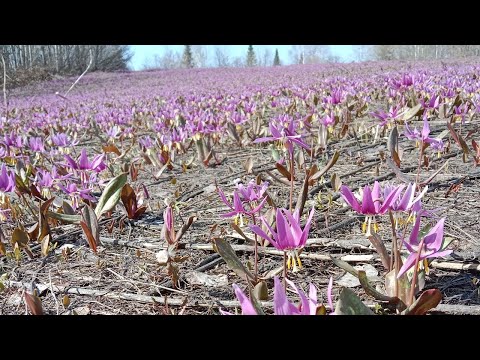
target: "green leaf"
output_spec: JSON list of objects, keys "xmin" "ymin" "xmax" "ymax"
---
[
  {"xmin": 62, "ymin": 201, "xmax": 76, "ymax": 215},
  {"xmin": 387, "ymin": 126, "xmax": 401, "ymax": 167},
  {"xmin": 335, "ymin": 288, "xmax": 374, "ymax": 315},
  {"xmin": 95, "ymin": 173, "xmax": 128, "ymax": 218},
  {"xmin": 367, "ymin": 233, "xmax": 391, "ymax": 270},
  {"xmin": 447, "ymin": 122, "xmax": 470, "ymax": 159},
  {"xmin": 80, "ymin": 221, "xmax": 97, "ymax": 253},
  {"xmin": 82, "ymin": 205, "xmax": 99, "ymax": 246},
  {"xmin": 213, "ymin": 238, "xmax": 254, "ymax": 281},
  {"xmin": 47, "ymin": 211, "xmax": 81, "ymax": 224},
  {"xmin": 271, "ymin": 147, "xmax": 280, "ymax": 162},
  {"xmin": 310, "ymin": 150, "xmax": 339, "ymax": 182},
  {"xmin": 402, "ymin": 104, "xmax": 422, "ymax": 121},
  {"xmin": 403, "ymin": 289, "xmax": 442, "ymax": 315}
]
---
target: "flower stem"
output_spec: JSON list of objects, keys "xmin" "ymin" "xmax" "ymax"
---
[
  {"xmin": 408, "ymin": 236, "xmax": 426, "ymax": 306},
  {"xmin": 289, "ymin": 151, "xmax": 295, "ymax": 212},
  {"xmin": 415, "ymin": 141, "xmax": 425, "ymax": 188},
  {"xmin": 388, "ymin": 210, "xmax": 399, "ymax": 298},
  {"xmin": 251, "ymin": 213, "xmax": 259, "ymax": 283}
]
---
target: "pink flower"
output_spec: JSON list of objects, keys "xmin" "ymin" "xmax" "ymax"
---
[
  {"xmin": 250, "ymin": 207, "xmax": 315, "ymax": 272},
  {"xmin": 398, "ymin": 217, "xmax": 452, "ymax": 278}
]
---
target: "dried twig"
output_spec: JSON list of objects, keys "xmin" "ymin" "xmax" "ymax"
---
[{"xmin": 56, "ymin": 49, "xmax": 93, "ymax": 99}]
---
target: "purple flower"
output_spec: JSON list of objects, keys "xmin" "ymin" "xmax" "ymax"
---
[
  {"xmin": 404, "ymin": 117, "xmax": 444, "ymax": 150},
  {"xmin": 161, "ymin": 205, "xmax": 175, "ymax": 245},
  {"xmin": 139, "ymin": 136, "xmax": 155, "ymax": 150},
  {"xmin": 51, "ymin": 133, "xmax": 79, "ymax": 148},
  {"xmin": 3, "ymin": 131, "xmax": 23, "ymax": 148},
  {"xmin": 218, "ymin": 187, "xmax": 267, "ymax": 226},
  {"xmin": 106, "ymin": 126, "xmax": 122, "ymax": 140},
  {"xmin": 254, "ymin": 120, "xmax": 310, "ymax": 156},
  {"xmin": 235, "ymin": 179, "xmax": 269, "ymax": 202},
  {"xmin": 250, "ymin": 207, "xmax": 315, "ymax": 272},
  {"xmin": 420, "ymin": 95, "xmax": 440, "ymax": 111},
  {"xmin": 371, "ymin": 105, "xmax": 402, "ymax": 128},
  {"xmin": 221, "ymin": 277, "xmax": 319, "ymax": 315},
  {"xmin": 64, "ymin": 149, "xmax": 106, "ymax": 173},
  {"xmin": 0, "ymin": 164, "xmax": 15, "ymax": 194},
  {"xmin": 58, "ymin": 182, "xmax": 94, "ymax": 209},
  {"xmin": 384, "ymin": 183, "xmax": 428, "ymax": 213},
  {"xmin": 398, "ymin": 217, "xmax": 452, "ymax": 278},
  {"xmin": 320, "ymin": 111, "xmax": 335, "ymax": 128},
  {"xmin": 220, "ymin": 284, "xmax": 258, "ymax": 315},
  {"xmin": 340, "ymin": 181, "xmax": 402, "ymax": 236},
  {"xmin": 29, "ymin": 137, "xmax": 45, "ymax": 153}
]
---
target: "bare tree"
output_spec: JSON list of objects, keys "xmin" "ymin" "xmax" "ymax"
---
[
  {"xmin": 259, "ymin": 47, "xmax": 273, "ymax": 67},
  {"xmin": 141, "ymin": 47, "xmax": 181, "ymax": 70},
  {"xmin": 214, "ymin": 46, "xmax": 230, "ymax": 67},
  {"xmin": 0, "ymin": 45, "xmax": 132, "ymax": 88},
  {"xmin": 192, "ymin": 45, "xmax": 208, "ymax": 68},
  {"xmin": 289, "ymin": 45, "xmax": 332, "ymax": 64},
  {"xmin": 232, "ymin": 56, "xmax": 245, "ymax": 67}
]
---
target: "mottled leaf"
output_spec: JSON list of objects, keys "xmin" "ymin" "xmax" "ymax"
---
[
  {"xmin": 402, "ymin": 104, "xmax": 422, "ymax": 121},
  {"xmin": 25, "ymin": 292, "xmax": 43, "ymax": 315},
  {"xmin": 310, "ymin": 150, "xmax": 339, "ymax": 181},
  {"xmin": 403, "ymin": 289, "xmax": 442, "ymax": 315},
  {"xmin": 213, "ymin": 238, "xmax": 254, "ymax": 281},
  {"xmin": 335, "ymin": 288, "xmax": 374, "ymax": 315},
  {"xmin": 80, "ymin": 221, "xmax": 97, "ymax": 253},
  {"xmin": 82, "ymin": 205, "xmax": 99, "ymax": 245},
  {"xmin": 47, "ymin": 211, "xmax": 81, "ymax": 224},
  {"xmin": 276, "ymin": 162, "xmax": 292, "ymax": 181},
  {"xmin": 95, "ymin": 173, "xmax": 128, "ymax": 218}
]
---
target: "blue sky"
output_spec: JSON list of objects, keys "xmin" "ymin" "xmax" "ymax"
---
[{"xmin": 129, "ymin": 45, "xmax": 355, "ymax": 70}]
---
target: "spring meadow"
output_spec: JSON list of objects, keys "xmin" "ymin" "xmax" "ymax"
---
[{"xmin": 1, "ymin": 45, "xmax": 480, "ymax": 315}]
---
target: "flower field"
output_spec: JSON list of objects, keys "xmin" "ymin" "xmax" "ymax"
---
[{"xmin": 1, "ymin": 59, "xmax": 480, "ymax": 314}]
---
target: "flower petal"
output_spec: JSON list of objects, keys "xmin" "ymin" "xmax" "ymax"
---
[
  {"xmin": 286, "ymin": 279, "xmax": 311, "ymax": 315},
  {"xmin": 340, "ymin": 185, "xmax": 361, "ymax": 212},
  {"xmin": 232, "ymin": 284, "xmax": 257, "ymax": 315},
  {"xmin": 79, "ymin": 149, "xmax": 90, "ymax": 170},
  {"xmin": 275, "ymin": 208, "xmax": 289, "ymax": 249},
  {"xmin": 397, "ymin": 252, "xmax": 419, "ymax": 278},
  {"xmin": 273, "ymin": 277, "xmax": 295, "ymax": 315},
  {"xmin": 361, "ymin": 185, "xmax": 376, "ymax": 214},
  {"xmin": 423, "ymin": 218, "xmax": 445, "ymax": 251},
  {"xmin": 299, "ymin": 207, "xmax": 315, "ymax": 247},
  {"xmin": 398, "ymin": 183, "xmax": 414, "ymax": 211},
  {"xmin": 409, "ymin": 215, "xmax": 422, "ymax": 246},
  {"xmin": 249, "ymin": 224, "xmax": 275, "ymax": 247},
  {"xmin": 218, "ymin": 188, "xmax": 234, "ymax": 210},
  {"xmin": 371, "ymin": 181, "xmax": 381, "ymax": 213}
]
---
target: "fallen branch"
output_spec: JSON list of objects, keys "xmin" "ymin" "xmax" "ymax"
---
[
  {"xmin": 429, "ymin": 303, "xmax": 480, "ymax": 315},
  {"xmin": 430, "ymin": 261, "xmax": 480, "ymax": 272},
  {"xmin": 4, "ymin": 280, "xmax": 271, "ymax": 309}
]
